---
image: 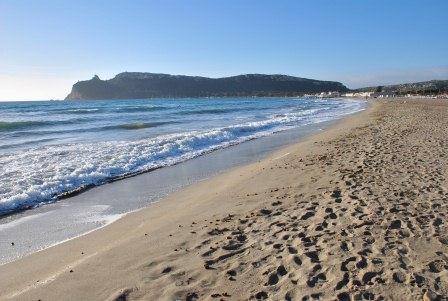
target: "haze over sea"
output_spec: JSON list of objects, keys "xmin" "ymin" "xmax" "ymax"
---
[{"xmin": 0, "ymin": 97, "xmax": 365, "ymax": 216}]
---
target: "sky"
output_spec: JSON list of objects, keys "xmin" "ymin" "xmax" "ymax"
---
[{"xmin": 1, "ymin": 0, "xmax": 447, "ymax": 101}]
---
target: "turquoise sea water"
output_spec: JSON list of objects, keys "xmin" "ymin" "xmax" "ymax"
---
[{"xmin": 0, "ymin": 97, "xmax": 365, "ymax": 216}]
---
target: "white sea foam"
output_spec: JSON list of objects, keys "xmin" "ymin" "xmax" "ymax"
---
[{"xmin": 0, "ymin": 99, "xmax": 365, "ymax": 215}]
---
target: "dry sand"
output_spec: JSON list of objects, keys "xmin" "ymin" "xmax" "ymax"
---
[{"xmin": 0, "ymin": 99, "xmax": 447, "ymax": 301}]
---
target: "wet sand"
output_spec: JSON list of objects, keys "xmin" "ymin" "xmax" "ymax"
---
[{"xmin": 1, "ymin": 99, "xmax": 447, "ymax": 300}]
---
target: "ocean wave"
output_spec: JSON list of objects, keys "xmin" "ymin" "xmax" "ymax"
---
[
  {"xmin": 46, "ymin": 106, "xmax": 168, "ymax": 115},
  {"xmin": 57, "ymin": 108, "xmax": 103, "ymax": 114},
  {"xmin": 111, "ymin": 106, "xmax": 168, "ymax": 113},
  {"xmin": 0, "ymin": 138, "xmax": 57, "ymax": 150},
  {"xmin": 0, "ymin": 100, "xmax": 365, "ymax": 216},
  {"xmin": 176, "ymin": 106, "xmax": 276, "ymax": 115},
  {"xmin": 0, "ymin": 121, "xmax": 52, "ymax": 132},
  {"xmin": 101, "ymin": 121, "xmax": 179, "ymax": 130},
  {"xmin": 3, "ymin": 121, "xmax": 180, "ymax": 139},
  {"xmin": 178, "ymin": 108, "xmax": 245, "ymax": 115},
  {"xmin": 0, "ymin": 118, "xmax": 96, "ymax": 133}
]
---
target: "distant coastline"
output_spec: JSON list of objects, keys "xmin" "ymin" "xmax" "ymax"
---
[
  {"xmin": 65, "ymin": 73, "xmax": 349, "ymax": 100},
  {"xmin": 65, "ymin": 72, "xmax": 448, "ymax": 101}
]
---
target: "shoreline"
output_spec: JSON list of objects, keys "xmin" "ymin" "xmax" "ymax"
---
[
  {"xmin": 0, "ymin": 99, "xmax": 366, "ymax": 266},
  {"xmin": 0, "ymin": 101, "xmax": 375, "ymax": 299},
  {"xmin": 0, "ymin": 97, "xmax": 365, "ymax": 218},
  {"xmin": 2, "ymin": 99, "xmax": 447, "ymax": 300}
]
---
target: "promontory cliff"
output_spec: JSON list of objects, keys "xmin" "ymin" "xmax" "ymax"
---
[{"xmin": 65, "ymin": 72, "xmax": 348, "ymax": 100}]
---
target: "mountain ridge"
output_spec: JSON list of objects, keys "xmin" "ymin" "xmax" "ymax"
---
[
  {"xmin": 354, "ymin": 79, "xmax": 448, "ymax": 95},
  {"xmin": 65, "ymin": 72, "xmax": 349, "ymax": 100}
]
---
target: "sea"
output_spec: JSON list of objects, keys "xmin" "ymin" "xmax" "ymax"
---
[{"xmin": 0, "ymin": 97, "xmax": 365, "ymax": 217}]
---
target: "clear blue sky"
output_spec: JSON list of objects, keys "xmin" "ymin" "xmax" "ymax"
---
[{"xmin": 1, "ymin": 0, "xmax": 447, "ymax": 100}]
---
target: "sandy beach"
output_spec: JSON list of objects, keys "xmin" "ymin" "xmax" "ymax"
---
[{"xmin": 1, "ymin": 99, "xmax": 447, "ymax": 300}]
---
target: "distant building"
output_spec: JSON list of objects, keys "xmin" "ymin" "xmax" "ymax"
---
[{"xmin": 317, "ymin": 91, "xmax": 341, "ymax": 98}]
